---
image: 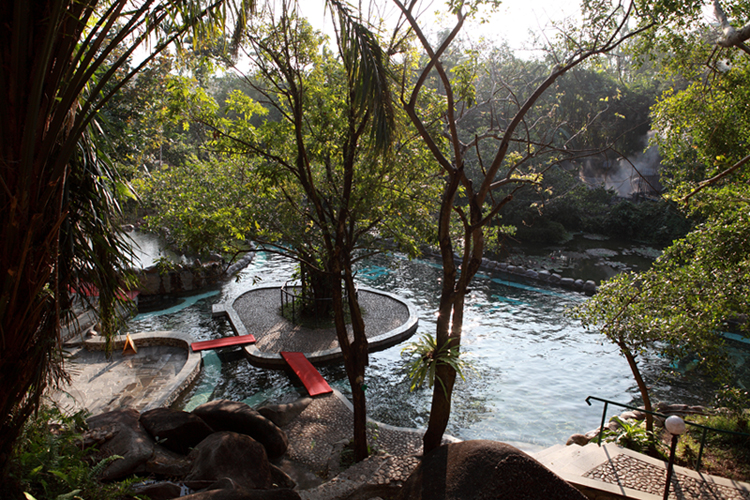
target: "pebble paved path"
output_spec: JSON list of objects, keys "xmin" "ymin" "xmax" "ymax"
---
[
  {"xmin": 585, "ymin": 453, "xmax": 750, "ymax": 500},
  {"xmin": 283, "ymin": 391, "xmax": 429, "ymax": 500}
]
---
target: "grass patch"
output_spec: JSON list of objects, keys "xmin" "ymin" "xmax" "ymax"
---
[{"xmin": 670, "ymin": 412, "xmax": 750, "ymax": 482}]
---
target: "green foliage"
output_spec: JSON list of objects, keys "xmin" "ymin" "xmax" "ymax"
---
[
  {"xmin": 6, "ymin": 405, "xmax": 134, "ymax": 500},
  {"xmin": 401, "ymin": 334, "xmax": 470, "ymax": 397},
  {"xmin": 601, "ymin": 416, "xmax": 663, "ymax": 455},
  {"xmin": 677, "ymin": 411, "xmax": 750, "ymax": 480},
  {"xmin": 716, "ymin": 386, "xmax": 750, "ymax": 425}
]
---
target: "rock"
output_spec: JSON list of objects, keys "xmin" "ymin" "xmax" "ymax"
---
[
  {"xmin": 583, "ymin": 280, "xmax": 597, "ymax": 295},
  {"xmin": 631, "ymin": 410, "xmax": 647, "ymax": 420},
  {"xmin": 257, "ymin": 397, "xmax": 313, "ymax": 428},
  {"xmin": 574, "ymin": 279, "xmax": 585, "ymax": 291},
  {"xmin": 202, "ymin": 476, "xmax": 301, "ymax": 499},
  {"xmin": 186, "ymin": 431, "xmax": 273, "ymax": 491},
  {"xmin": 396, "ymin": 440, "xmax": 587, "ymax": 500},
  {"xmin": 605, "ymin": 420, "xmax": 621, "ymax": 431},
  {"xmin": 132, "ymin": 481, "xmax": 184, "ymax": 500},
  {"xmin": 549, "ymin": 273, "xmax": 562, "ymax": 284},
  {"xmin": 141, "ymin": 407, "xmax": 214, "ymax": 455},
  {"xmin": 566, "ymin": 434, "xmax": 590, "ymax": 446},
  {"xmin": 619, "ymin": 411, "xmax": 641, "ymax": 421},
  {"xmin": 525, "ymin": 270, "xmax": 539, "ymax": 280},
  {"xmin": 537, "ymin": 270, "xmax": 550, "ymax": 282},
  {"xmin": 506, "ymin": 265, "xmax": 518, "ymax": 274},
  {"xmin": 497, "ymin": 263, "xmax": 508, "ymax": 271},
  {"xmin": 269, "ymin": 463, "xmax": 297, "ymax": 489},
  {"xmin": 145, "ymin": 444, "xmax": 193, "ymax": 477},
  {"xmin": 193, "ymin": 400, "xmax": 288, "ymax": 460},
  {"xmin": 87, "ymin": 408, "xmax": 154, "ymax": 481},
  {"xmin": 559, "ymin": 277, "xmax": 575, "ymax": 288},
  {"xmin": 179, "ymin": 486, "xmax": 301, "ymax": 500}
]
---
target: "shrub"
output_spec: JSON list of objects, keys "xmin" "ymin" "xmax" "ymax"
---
[{"xmin": 4, "ymin": 404, "xmax": 136, "ymax": 500}]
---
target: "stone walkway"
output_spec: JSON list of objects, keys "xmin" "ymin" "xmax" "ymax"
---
[{"xmin": 533, "ymin": 442, "xmax": 750, "ymax": 500}]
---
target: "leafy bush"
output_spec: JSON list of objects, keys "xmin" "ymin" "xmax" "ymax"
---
[
  {"xmin": 601, "ymin": 416, "xmax": 664, "ymax": 456},
  {"xmin": 401, "ymin": 334, "xmax": 472, "ymax": 396},
  {"xmin": 4, "ymin": 405, "xmax": 136, "ymax": 500},
  {"xmin": 514, "ymin": 219, "xmax": 568, "ymax": 244}
]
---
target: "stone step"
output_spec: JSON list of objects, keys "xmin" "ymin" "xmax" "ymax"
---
[{"xmin": 530, "ymin": 444, "xmax": 567, "ymax": 463}]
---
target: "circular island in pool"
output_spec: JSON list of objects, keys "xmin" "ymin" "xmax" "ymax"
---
[{"xmin": 212, "ymin": 285, "xmax": 419, "ymax": 368}]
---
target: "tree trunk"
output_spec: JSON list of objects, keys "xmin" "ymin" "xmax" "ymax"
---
[
  {"xmin": 330, "ymin": 262, "xmax": 369, "ymax": 462},
  {"xmin": 618, "ymin": 340, "xmax": 654, "ymax": 433}
]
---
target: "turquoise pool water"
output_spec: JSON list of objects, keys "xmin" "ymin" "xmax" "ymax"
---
[{"xmin": 127, "ymin": 251, "xmax": 742, "ymax": 451}]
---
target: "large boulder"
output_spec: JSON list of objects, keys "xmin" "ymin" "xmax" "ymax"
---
[
  {"xmin": 396, "ymin": 440, "xmax": 587, "ymax": 500},
  {"xmin": 87, "ymin": 408, "xmax": 154, "ymax": 481},
  {"xmin": 192, "ymin": 400, "xmax": 288, "ymax": 460},
  {"xmin": 256, "ymin": 397, "xmax": 312, "ymax": 428},
  {"xmin": 132, "ymin": 481, "xmax": 184, "ymax": 500},
  {"xmin": 186, "ymin": 431, "xmax": 273, "ymax": 491},
  {"xmin": 145, "ymin": 444, "xmax": 193, "ymax": 477},
  {"xmin": 140, "ymin": 407, "xmax": 214, "ymax": 455},
  {"xmin": 179, "ymin": 487, "xmax": 300, "ymax": 500}
]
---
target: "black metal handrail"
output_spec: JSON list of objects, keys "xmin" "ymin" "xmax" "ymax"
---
[
  {"xmin": 586, "ymin": 395, "xmax": 750, "ymax": 471},
  {"xmin": 280, "ymin": 280, "xmax": 358, "ymax": 324}
]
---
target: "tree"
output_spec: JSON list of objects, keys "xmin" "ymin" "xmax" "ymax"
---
[
  {"xmin": 0, "ymin": 0, "xmax": 252, "ymax": 481},
  {"xmin": 393, "ymin": 0, "xmax": 650, "ymax": 453},
  {"xmin": 573, "ymin": 0, "xmax": 750, "ymax": 422},
  {"xmin": 141, "ymin": 3, "xmax": 438, "ymax": 461}
]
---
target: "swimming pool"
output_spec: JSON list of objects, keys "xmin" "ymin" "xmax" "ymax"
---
[{"xmin": 127, "ymin": 251, "xmax": 738, "ymax": 451}]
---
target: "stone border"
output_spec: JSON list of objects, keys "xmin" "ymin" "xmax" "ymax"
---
[
  {"xmin": 472, "ymin": 254, "xmax": 598, "ymax": 295},
  {"xmin": 212, "ymin": 285, "xmax": 419, "ymax": 369},
  {"xmin": 83, "ymin": 330, "xmax": 202, "ymax": 411}
]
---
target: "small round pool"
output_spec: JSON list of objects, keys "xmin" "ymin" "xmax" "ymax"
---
[{"xmin": 127, "ymin": 251, "xmax": 741, "ymax": 451}]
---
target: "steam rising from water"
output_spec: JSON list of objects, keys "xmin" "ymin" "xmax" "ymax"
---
[{"xmin": 579, "ymin": 132, "xmax": 662, "ymax": 198}]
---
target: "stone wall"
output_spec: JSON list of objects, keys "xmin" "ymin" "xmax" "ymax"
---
[
  {"xmin": 134, "ymin": 252, "xmax": 255, "ymax": 297},
  {"xmin": 134, "ymin": 261, "xmax": 226, "ymax": 296}
]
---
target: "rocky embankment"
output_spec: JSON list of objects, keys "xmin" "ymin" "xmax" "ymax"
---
[{"xmin": 566, "ymin": 402, "xmax": 710, "ymax": 447}]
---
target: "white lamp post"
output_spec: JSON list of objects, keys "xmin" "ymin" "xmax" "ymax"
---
[{"xmin": 663, "ymin": 415, "xmax": 686, "ymax": 500}]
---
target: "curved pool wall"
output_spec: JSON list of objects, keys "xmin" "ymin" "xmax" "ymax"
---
[{"xmin": 126, "ymin": 251, "xmax": 744, "ymax": 451}]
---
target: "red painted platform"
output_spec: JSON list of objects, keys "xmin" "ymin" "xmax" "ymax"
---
[
  {"xmin": 280, "ymin": 351, "xmax": 333, "ymax": 396},
  {"xmin": 70, "ymin": 283, "xmax": 139, "ymax": 301},
  {"xmin": 191, "ymin": 334, "xmax": 256, "ymax": 352}
]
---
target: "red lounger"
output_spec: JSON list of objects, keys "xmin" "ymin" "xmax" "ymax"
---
[
  {"xmin": 280, "ymin": 351, "xmax": 333, "ymax": 396},
  {"xmin": 191, "ymin": 334, "xmax": 256, "ymax": 352}
]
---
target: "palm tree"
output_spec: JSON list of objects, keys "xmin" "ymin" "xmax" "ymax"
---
[
  {"xmin": 0, "ymin": 0, "xmax": 249, "ymax": 478},
  {"xmin": 0, "ymin": 0, "xmax": 393, "ymax": 480}
]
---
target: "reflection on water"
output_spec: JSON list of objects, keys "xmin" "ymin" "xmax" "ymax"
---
[{"xmin": 126, "ymin": 251, "xmax": 745, "ymax": 451}]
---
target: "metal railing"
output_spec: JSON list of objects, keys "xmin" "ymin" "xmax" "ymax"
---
[
  {"xmin": 586, "ymin": 395, "xmax": 750, "ymax": 471},
  {"xmin": 280, "ymin": 281, "xmax": 357, "ymax": 325}
]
